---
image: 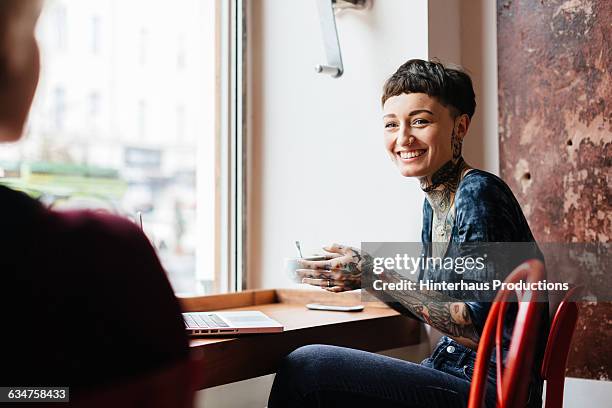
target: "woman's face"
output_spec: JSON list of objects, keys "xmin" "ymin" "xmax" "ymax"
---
[{"xmin": 382, "ymin": 92, "xmax": 459, "ymax": 178}]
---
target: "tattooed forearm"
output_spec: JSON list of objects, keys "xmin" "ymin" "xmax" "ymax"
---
[{"xmin": 379, "ymin": 271, "xmax": 480, "ymax": 349}]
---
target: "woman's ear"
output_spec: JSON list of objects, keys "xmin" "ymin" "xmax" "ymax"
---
[{"xmin": 455, "ymin": 114, "xmax": 470, "ymax": 141}]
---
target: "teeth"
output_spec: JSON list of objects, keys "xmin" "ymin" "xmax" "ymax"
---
[{"xmin": 399, "ymin": 149, "xmax": 426, "ymax": 159}]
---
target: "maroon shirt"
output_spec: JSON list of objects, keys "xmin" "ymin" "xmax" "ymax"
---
[{"xmin": 0, "ymin": 185, "xmax": 189, "ymax": 388}]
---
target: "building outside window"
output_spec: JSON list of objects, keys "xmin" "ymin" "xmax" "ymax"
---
[
  {"xmin": 91, "ymin": 15, "xmax": 101, "ymax": 54},
  {"xmin": 0, "ymin": 0, "xmax": 240, "ymax": 296}
]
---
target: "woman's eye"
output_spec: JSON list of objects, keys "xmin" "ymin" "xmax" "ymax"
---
[
  {"xmin": 384, "ymin": 122, "xmax": 398, "ymax": 129},
  {"xmin": 412, "ymin": 118, "xmax": 429, "ymax": 126}
]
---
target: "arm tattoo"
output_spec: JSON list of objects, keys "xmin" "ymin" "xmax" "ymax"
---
[{"xmin": 380, "ymin": 271, "xmax": 480, "ymax": 348}]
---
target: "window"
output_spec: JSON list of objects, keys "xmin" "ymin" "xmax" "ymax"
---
[
  {"xmin": 138, "ymin": 28, "xmax": 147, "ymax": 66},
  {"xmin": 53, "ymin": 86, "xmax": 66, "ymax": 130},
  {"xmin": 54, "ymin": 5, "xmax": 67, "ymax": 51},
  {"xmin": 0, "ymin": 0, "xmax": 246, "ymax": 295},
  {"xmin": 176, "ymin": 105, "xmax": 186, "ymax": 141},
  {"xmin": 137, "ymin": 99, "xmax": 147, "ymax": 140},
  {"xmin": 91, "ymin": 15, "xmax": 101, "ymax": 54},
  {"xmin": 89, "ymin": 92, "xmax": 100, "ymax": 117},
  {"xmin": 177, "ymin": 34, "xmax": 186, "ymax": 70}
]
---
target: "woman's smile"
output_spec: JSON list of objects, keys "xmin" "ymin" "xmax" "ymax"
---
[{"xmin": 397, "ymin": 148, "xmax": 428, "ymax": 161}]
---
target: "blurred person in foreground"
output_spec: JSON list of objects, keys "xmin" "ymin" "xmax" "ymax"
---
[{"xmin": 0, "ymin": 1, "xmax": 202, "ymax": 406}]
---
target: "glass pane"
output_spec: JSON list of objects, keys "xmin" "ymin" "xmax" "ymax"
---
[{"xmin": 0, "ymin": 0, "xmax": 218, "ymax": 295}]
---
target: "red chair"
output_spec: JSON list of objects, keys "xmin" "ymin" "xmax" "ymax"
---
[
  {"xmin": 540, "ymin": 287, "xmax": 580, "ymax": 408},
  {"xmin": 468, "ymin": 259, "xmax": 547, "ymax": 408}
]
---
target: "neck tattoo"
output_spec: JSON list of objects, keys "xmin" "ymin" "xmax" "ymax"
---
[{"xmin": 420, "ymin": 156, "xmax": 470, "ymax": 243}]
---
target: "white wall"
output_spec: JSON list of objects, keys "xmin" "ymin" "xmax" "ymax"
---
[
  {"xmin": 427, "ymin": 0, "xmax": 499, "ymax": 175},
  {"xmin": 559, "ymin": 377, "xmax": 612, "ymax": 407},
  {"xmin": 428, "ymin": 0, "xmax": 461, "ymax": 64},
  {"xmin": 247, "ymin": 0, "xmax": 502, "ymax": 290},
  {"xmin": 459, "ymin": 0, "xmax": 499, "ymax": 174},
  {"xmin": 248, "ymin": 0, "xmax": 429, "ymax": 289}
]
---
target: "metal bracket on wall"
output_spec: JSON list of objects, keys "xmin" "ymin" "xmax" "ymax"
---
[{"xmin": 315, "ymin": 0, "xmax": 371, "ymax": 78}]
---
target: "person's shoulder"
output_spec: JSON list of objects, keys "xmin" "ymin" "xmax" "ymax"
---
[
  {"xmin": 0, "ymin": 186, "xmax": 46, "ymax": 249},
  {"xmin": 454, "ymin": 169, "xmax": 534, "ymax": 241},
  {"xmin": 50, "ymin": 210, "xmax": 164, "ymax": 278},
  {"xmin": 456, "ymin": 169, "xmax": 517, "ymax": 206},
  {"xmin": 0, "ymin": 185, "xmax": 146, "ymax": 250},
  {"xmin": 0, "ymin": 185, "xmax": 44, "ymax": 218},
  {"xmin": 458, "ymin": 168, "xmax": 512, "ymax": 194},
  {"xmin": 52, "ymin": 210, "xmax": 149, "ymax": 250}
]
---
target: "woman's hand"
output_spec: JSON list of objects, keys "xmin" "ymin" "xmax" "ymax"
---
[{"xmin": 297, "ymin": 243, "xmax": 366, "ymax": 292}]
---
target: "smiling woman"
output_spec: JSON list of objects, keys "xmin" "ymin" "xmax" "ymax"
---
[
  {"xmin": 380, "ymin": 60, "xmax": 475, "ymax": 246},
  {"xmin": 381, "ymin": 60, "xmax": 475, "ymax": 185},
  {"xmin": 272, "ymin": 59, "xmax": 547, "ymax": 408}
]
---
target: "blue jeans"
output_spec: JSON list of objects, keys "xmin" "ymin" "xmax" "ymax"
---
[{"xmin": 268, "ymin": 339, "xmax": 543, "ymax": 408}]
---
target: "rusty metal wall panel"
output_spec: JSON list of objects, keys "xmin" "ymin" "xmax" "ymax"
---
[{"xmin": 497, "ymin": 0, "xmax": 611, "ymax": 380}]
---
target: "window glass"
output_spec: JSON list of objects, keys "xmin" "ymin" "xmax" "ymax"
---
[{"xmin": 0, "ymin": 0, "xmax": 220, "ymax": 295}]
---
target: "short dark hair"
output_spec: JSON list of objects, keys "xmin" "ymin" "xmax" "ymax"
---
[{"xmin": 381, "ymin": 59, "xmax": 476, "ymax": 119}]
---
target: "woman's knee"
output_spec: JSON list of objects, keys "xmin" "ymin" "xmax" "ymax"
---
[
  {"xmin": 270, "ymin": 345, "xmax": 346, "ymax": 407},
  {"xmin": 279, "ymin": 344, "xmax": 339, "ymax": 378},
  {"xmin": 277, "ymin": 344, "xmax": 359, "ymax": 390}
]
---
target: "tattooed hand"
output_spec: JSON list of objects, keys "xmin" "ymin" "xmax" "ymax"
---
[{"xmin": 297, "ymin": 243, "xmax": 368, "ymax": 292}]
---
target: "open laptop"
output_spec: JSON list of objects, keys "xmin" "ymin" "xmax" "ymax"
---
[{"xmin": 183, "ymin": 310, "xmax": 284, "ymax": 336}]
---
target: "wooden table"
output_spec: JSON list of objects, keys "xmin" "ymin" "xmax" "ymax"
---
[{"xmin": 179, "ymin": 288, "xmax": 422, "ymax": 389}]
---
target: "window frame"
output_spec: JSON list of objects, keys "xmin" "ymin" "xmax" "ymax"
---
[{"xmin": 215, "ymin": 0, "xmax": 248, "ymax": 293}]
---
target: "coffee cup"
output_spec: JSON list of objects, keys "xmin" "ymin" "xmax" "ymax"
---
[{"xmin": 284, "ymin": 255, "xmax": 332, "ymax": 283}]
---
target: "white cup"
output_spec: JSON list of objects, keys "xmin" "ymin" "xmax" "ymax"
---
[{"xmin": 284, "ymin": 255, "xmax": 331, "ymax": 283}]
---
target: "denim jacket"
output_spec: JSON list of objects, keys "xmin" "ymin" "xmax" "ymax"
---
[{"xmin": 419, "ymin": 169, "xmax": 548, "ymax": 407}]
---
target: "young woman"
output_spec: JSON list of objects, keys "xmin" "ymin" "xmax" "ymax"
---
[{"xmin": 268, "ymin": 59, "xmax": 546, "ymax": 408}]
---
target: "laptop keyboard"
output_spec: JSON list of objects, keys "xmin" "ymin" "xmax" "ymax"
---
[{"xmin": 183, "ymin": 313, "xmax": 230, "ymax": 329}]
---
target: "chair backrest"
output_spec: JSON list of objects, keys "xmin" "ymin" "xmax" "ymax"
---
[
  {"xmin": 540, "ymin": 287, "xmax": 580, "ymax": 408},
  {"xmin": 468, "ymin": 259, "xmax": 546, "ymax": 408}
]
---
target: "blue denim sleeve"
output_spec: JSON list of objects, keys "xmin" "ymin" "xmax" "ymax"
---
[
  {"xmin": 419, "ymin": 171, "xmax": 539, "ymax": 335},
  {"xmin": 453, "ymin": 173, "xmax": 525, "ymax": 243},
  {"xmin": 452, "ymin": 171, "xmax": 537, "ymax": 333}
]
